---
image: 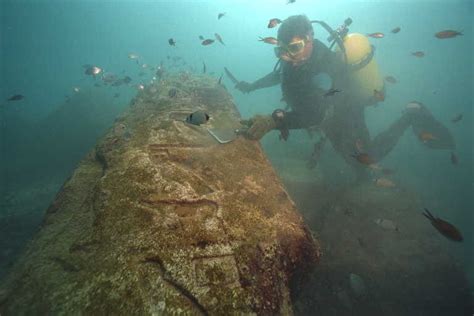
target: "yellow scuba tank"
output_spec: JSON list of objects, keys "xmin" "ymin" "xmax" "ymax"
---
[{"xmin": 340, "ymin": 33, "xmax": 384, "ymax": 101}]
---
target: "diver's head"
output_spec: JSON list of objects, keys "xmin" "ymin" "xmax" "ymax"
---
[{"xmin": 275, "ymin": 15, "xmax": 314, "ymax": 66}]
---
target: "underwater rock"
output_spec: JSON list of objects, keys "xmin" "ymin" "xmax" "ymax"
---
[{"xmin": 0, "ymin": 74, "xmax": 320, "ymax": 315}]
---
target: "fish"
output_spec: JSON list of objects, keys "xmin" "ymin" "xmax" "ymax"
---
[
  {"xmin": 374, "ymin": 218, "xmax": 399, "ymax": 231},
  {"xmin": 102, "ymin": 73, "xmax": 118, "ymax": 83},
  {"xmin": 137, "ymin": 84, "xmax": 145, "ymax": 90},
  {"xmin": 168, "ymin": 38, "xmax": 176, "ymax": 46},
  {"xmin": 384, "ymin": 76, "xmax": 397, "ymax": 84},
  {"xmin": 128, "ymin": 53, "xmax": 139, "ymax": 60},
  {"xmin": 391, "ymin": 27, "xmax": 401, "ymax": 34},
  {"xmin": 349, "ymin": 273, "xmax": 367, "ymax": 297},
  {"xmin": 156, "ymin": 63, "xmax": 165, "ymax": 78},
  {"xmin": 218, "ymin": 12, "xmax": 225, "ymax": 20},
  {"xmin": 113, "ymin": 93, "xmax": 120, "ymax": 98},
  {"xmin": 450, "ymin": 152, "xmax": 458, "ymax": 165},
  {"xmin": 7, "ymin": 94, "xmax": 24, "ymax": 101},
  {"xmin": 168, "ymin": 88, "xmax": 178, "ymax": 98},
  {"xmin": 287, "ymin": 0, "xmax": 296, "ymax": 4},
  {"xmin": 199, "ymin": 35, "xmax": 204, "ymax": 40},
  {"xmin": 217, "ymin": 73, "xmax": 223, "ymax": 85},
  {"xmin": 112, "ymin": 80, "xmax": 124, "ymax": 87},
  {"xmin": 411, "ymin": 51, "xmax": 425, "ymax": 57},
  {"xmin": 422, "ymin": 208, "xmax": 463, "ymax": 241},
  {"xmin": 351, "ymin": 152, "xmax": 374, "ymax": 165},
  {"xmin": 201, "ymin": 39, "xmax": 215, "ymax": 46},
  {"xmin": 73, "ymin": 87, "xmax": 80, "ymax": 93},
  {"xmin": 373, "ymin": 89, "xmax": 385, "ymax": 102},
  {"xmin": 268, "ymin": 18, "xmax": 282, "ymax": 28},
  {"xmin": 374, "ymin": 178, "xmax": 395, "ymax": 188},
  {"xmin": 94, "ymin": 83, "xmax": 102, "ymax": 87},
  {"xmin": 84, "ymin": 66, "xmax": 102, "ymax": 77},
  {"xmin": 435, "ymin": 30, "xmax": 462, "ymax": 39},
  {"xmin": 381, "ymin": 168, "xmax": 395, "ymax": 176},
  {"xmin": 451, "ymin": 113, "xmax": 463, "ymax": 123},
  {"xmin": 307, "ymin": 137, "xmax": 326, "ymax": 169},
  {"xmin": 355, "ymin": 139, "xmax": 365, "ymax": 152},
  {"xmin": 185, "ymin": 110, "xmax": 210, "ymax": 126},
  {"xmin": 258, "ymin": 37, "xmax": 278, "ymax": 45},
  {"xmin": 418, "ymin": 131, "xmax": 437, "ymax": 143},
  {"xmin": 405, "ymin": 101, "xmax": 423, "ymax": 110},
  {"xmin": 214, "ymin": 33, "xmax": 225, "ymax": 45},
  {"xmin": 123, "ymin": 76, "xmax": 132, "ymax": 84},
  {"xmin": 367, "ymin": 32, "xmax": 384, "ymax": 38},
  {"xmin": 202, "ymin": 62, "xmax": 206, "ymax": 74},
  {"xmin": 323, "ymin": 88, "xmax": 341, "ymax": 97}
]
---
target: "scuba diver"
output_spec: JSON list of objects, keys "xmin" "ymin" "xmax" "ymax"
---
[{"xmin": 232, "ymin": 15, "xmax": 455, "ymax": 180}]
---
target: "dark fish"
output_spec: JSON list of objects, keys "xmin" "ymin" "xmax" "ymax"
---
[
  {"xmin": 113, "ymin": 93, "xmax": 120, "ymax": 98},
  {"xmin": 422, "ymin": 208, "xmax": 463, "ymax": 241},
  {"xmin": 351, "ymin": 152, "xmax": 375, "ymax": 165},
  {"xmin": 185, "ymin": 110, "xmax": 210, "ymax": 126},
  {"xmin": 391, "ymin": 27, "xmax": 401, "ymax": 34},
  {"xmin": 84, "ymin": 66, "xmax": 102, "ymax": 76},
  {"xmin": 268, "ymin": 18, "xmax": 282, "ymax": 28},
  {"xmin": 102, "ymin": 73, "xmax": 118, "ymax": 83},
  {"xmin": 7, "ymin": 94, "xmax": 24, "ymax": 101},
  {"xmin": 202, "ymin": 62, "xmax": 206, "ymax": 74},
  {"xmin": 412, "ymin": 51, "xmax": 425, "ymax": 57},
  {"xmin": 384, "ymin": 76, "xmax": 397, "ymax": 84},
  {"xmin": 258, "ymin": 37, "xmax": 278, "ymax": 45},
  {"xmin": 168, "ymin": 38, "xmax": 176, "ymax": 46},
  {"xmin": 323, "ymin": 88, "xmax": 341, "ymax": 97},
  {"xmin": 217, "ymin": 73, "xmax": 223, "ymax": 85},
  {"xmin": 374, "ymin": 89, "xmax": 385, "ymax": 102},
  {"xmin": 214, "ymin": 33, "xmax": 225, "ymax": 45},
  {"xmin": 168, "ymin": 88, "xmax": 178, "ymax": 98},
  {"xmin": 123, "ymin": 76, "xmax": 132, "ymax": 84},
  {"xmin": 435, "ymin": 30, "xmax": 462, "ymax": 39},
  {"xmin": 367, "ymin": 32, "xmax": 384, "ymax": 38},
  {"xmin": 218, "ymin": 12, "xmax": 226, "ymax": 20},
  {"xmin": 201, "ymin": 39, "xmax": 215, "ymax": 46},
  {"xmin": 94, "ymin": 83, "xmax": 102, "ymax": 87},
  {"xmin": 156, "ymin": 67, "xmax": 164, "ymax": 79},
  {"xmin": 307, "ymin": 137, "xmax": 326, "ymax": 169},
  {"xmin": 451, "ymin": 113, "xmax": 463, "ymax": 123},
  {"xmin": 450, "ymin": 152, "xmax": 458, "ymax": 165},
  {"xmin": 287, "ymin": 0, "xmax": 296, "ymax": 3},
  {"xmin": 199, "ymin": 35, "xmax": 204, "ymax": 40},
  {"xmin": 112, "ymin": 80, "xmax": 123, "ymax": 86},
  {"xmin": 381, "ymin": 168, "xmax": 394, "ymax": 176}
]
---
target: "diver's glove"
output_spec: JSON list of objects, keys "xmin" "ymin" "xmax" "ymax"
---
[
  {"xmin": 240, "ymin": 115, "xmax": 276, "ymax": 140},
  {"xmin": 235, "ymin": 81, "xmax": 253, "ymax": 94}
]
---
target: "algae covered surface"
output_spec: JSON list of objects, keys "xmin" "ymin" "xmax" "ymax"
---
[{"xmin": 0, "ymin": 75, "xmax": 320, "ymax": 315}]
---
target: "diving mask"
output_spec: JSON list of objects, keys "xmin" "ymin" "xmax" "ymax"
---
[{"xmin": 274, "ymin": 39, "xmax": 306, "ymax": 58}]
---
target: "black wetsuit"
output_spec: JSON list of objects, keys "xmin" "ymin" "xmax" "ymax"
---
[{"xmin": 247, "ymin": 38, "xmax": 455, "ymax": 178}]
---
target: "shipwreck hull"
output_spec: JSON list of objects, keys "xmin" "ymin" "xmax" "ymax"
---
[{"xmin": 0, "ymin": 75, "xmax": 320, "ymax": 315}]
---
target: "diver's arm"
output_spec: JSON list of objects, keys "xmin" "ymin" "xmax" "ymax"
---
[{"xmin": 236, "ymin": 71, "xmax": 281, "ymax": 93}]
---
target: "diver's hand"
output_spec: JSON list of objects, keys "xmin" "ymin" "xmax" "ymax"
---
[
  {"xmin": 235, "ymin": 81, "xmax": 253, "ymax": 94},
  {"xmin": 240, "ymin": 115, "xmax": 276, "ymax": 140}
]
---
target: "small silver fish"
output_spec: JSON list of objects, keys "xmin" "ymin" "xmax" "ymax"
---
[{"xmin": 374, "ymin": 218, "xmax": 399, "ymax": 231}]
